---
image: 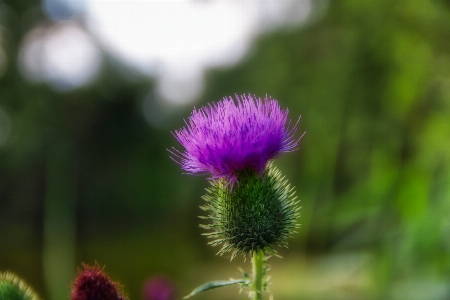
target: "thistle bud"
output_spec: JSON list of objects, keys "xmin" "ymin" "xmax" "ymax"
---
[
  {"xmin": 70, "ymin": 264, "xmax": 127, "ymax": 300},
  {"xmin": 0, "ymin": 272, "xmax": 40, "ymax": 300},
  {"xmin": 201, "ymin": 163, "xmax": 300, "ymax": 260}
]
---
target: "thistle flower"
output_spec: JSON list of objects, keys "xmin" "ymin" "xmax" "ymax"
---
[
  {"xmin": 201, "ymin": 163, "xmax": 300, "ymax": 259},
  {"xmin": 171, "ymin": 94, "xmax": 303, "ymax": 299},
  {"xmin": 70, "ymin": 264, "xmax": 127, "ymax": 300},
  {"xmin": 0, "ymin": 272, "xmax": 40, "ymax": 300},
  {"xmin": 170, "ymin": 94, "xmax": 302, "ymax": 185}
]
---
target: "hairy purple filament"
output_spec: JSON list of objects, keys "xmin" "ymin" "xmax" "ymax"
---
[{"xmin": 170, "ymin": 94, "xmax": 303, "ymax": 185}]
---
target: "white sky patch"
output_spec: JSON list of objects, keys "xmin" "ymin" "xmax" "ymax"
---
[
  {"xmin": 85, "ymin": 1, "xmax": 256, "ymax": 104},
  {"xmin": 86, "ymin": 1, "xmax": 255, "ymax": 70},
  {"xmin": 19, "ymin": 0, "xmax": 311, "ymax": 103},
  {"xmin": 19, "ymin": 22, "xmax": 102, "ymax": 90}
]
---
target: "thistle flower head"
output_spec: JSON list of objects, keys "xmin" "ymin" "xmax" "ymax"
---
[
  {"xmin": 0, "ymin": 272, "xmax": 40, "ymax": 300},
  {"xmin": 170, "ymin": 94, "xmax": 302, "ymax": 184},
  {"xmin": 70, "ymin": 264, "xmax": 127, "ymax": 300},
  {"xmin": 201, "ymin": 163, "xmax": 300, "ymax": 259}
]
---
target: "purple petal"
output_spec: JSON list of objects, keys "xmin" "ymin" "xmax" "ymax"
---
[{"xmin": 170, "ymin": 94, "xmax": 303, "ymax": 183}]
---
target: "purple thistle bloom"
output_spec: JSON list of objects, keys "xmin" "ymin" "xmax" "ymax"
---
[{"xmin": 170, "ymin": 94, "xmax": 303, "ymax": 184}]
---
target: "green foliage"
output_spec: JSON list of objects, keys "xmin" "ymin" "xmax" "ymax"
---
[{"xmin": 201, "ymin": 163, "xmax": 300, "ymax": 259}]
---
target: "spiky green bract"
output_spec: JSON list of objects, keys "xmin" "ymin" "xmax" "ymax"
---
[
  {"xmin": 0, "ymin": 272, "xmax": 40, "ymax": 300},
  {"xmin": 201, "ymin": 163, "xmax": 300, "ymax": 259}
]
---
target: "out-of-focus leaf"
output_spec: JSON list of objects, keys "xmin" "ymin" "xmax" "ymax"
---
[{"xmin": 183, "ymin": 279, "xmax": 250, "ymax": 299}]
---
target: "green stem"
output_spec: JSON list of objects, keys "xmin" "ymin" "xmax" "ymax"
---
[
  {"xmin": 43, "ymin": 139, "xmax": 77, "ymax": 300},
  {"xmin": 251, "ymin": 250, "xmax": 265, "ymax": 300}
]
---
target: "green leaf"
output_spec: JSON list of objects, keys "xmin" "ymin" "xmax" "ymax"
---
[{"xmin": 183, "ymin": 279, "xmax": 250, "ymax": 299}]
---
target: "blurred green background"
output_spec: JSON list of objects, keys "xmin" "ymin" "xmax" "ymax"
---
[{"xmin": 1, "ymin": 0, "xmax": 450, "ymax": 299}]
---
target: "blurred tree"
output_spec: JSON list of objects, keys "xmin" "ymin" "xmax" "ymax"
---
[{"xmin": 0, "ymin": 1, "xmax": 197, "ymax": 300}]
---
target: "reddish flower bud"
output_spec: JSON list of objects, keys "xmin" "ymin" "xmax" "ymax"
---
[{"xmin": 70, "ymin": 264, "xmax": 126, "ymax": 300}]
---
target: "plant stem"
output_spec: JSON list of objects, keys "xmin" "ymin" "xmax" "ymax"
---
[{"xmin": 251, "ymin": 250, "xmax": 265, "ymax": 300}]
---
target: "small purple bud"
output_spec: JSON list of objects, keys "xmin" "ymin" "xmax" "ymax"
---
[{"xmin": 143, "ymin": 276, "xmax": 175, "ymax": 300}]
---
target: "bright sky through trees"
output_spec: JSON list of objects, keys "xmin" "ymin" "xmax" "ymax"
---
[{"xmin": 20, "ymin": 0, "xmax": 311, "ymax": 103}]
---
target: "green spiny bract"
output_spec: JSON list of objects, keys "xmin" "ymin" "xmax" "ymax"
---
[
  {"xmin": 200, "ymin": 163, "xmax": 300, "ymax": 260},
  {"xmin": 0, "ymin": 272, "xmax": 40, "ymax": 300}
]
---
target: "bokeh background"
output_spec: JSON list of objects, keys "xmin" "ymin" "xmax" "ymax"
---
[{"xmin": 1, "ymin": 0, "xmax": 450, "ymax": 299}]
